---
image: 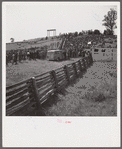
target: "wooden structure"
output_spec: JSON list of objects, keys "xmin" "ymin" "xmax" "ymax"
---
[
  {"xmin": 92, "ymin": 48, "xmax": 117, "ymax": 61},
  {"xmin": 47, "ymin": 29, "xmax": 56, "ymax": 37},
  {"xmin": 6, "ymin": 54, "xmax": 93, "ymax": 116}
]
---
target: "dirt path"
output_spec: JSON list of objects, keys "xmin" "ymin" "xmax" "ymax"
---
[{"xmin": 44, "ymin": 61, "xmax": 117, "ymax": 116}]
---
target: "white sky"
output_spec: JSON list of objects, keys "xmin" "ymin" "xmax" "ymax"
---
[{"xmin": 3, "ymin": 2, "xmax": 117, "ymax": 42}]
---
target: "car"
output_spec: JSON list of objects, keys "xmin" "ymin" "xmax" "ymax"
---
[{"xmin": 47, "ymin": 49, "xmax": 64, "ymax": 61}]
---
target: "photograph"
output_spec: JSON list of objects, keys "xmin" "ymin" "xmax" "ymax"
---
[
  {"xmin": 5, "ymin": 2, "xmax": 118, "ymax": 116},
  {"xmin": 2, "ymin": 1, "xmax": 120, "ymax": 147}
]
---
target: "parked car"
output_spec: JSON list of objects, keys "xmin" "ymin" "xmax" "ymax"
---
[{"xmin": 47, "ymin": 49, "xmax": 64, "ymax": 61}]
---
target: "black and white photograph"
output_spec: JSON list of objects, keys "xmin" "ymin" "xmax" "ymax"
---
[{"xmin": 2, "ymin": 1, "xmax": 120, "ymax": 147}]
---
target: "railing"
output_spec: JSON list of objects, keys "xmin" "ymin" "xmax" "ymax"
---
[
  {"xmin": 6, "ymin": 54, "xmax": 93, "ymax": 116},
  {"xmin": 58, "ymin": 38, "xmax": 66, "ymax": 50}
]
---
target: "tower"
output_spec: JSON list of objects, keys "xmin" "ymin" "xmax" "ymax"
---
[{"xmin": 47, "ymin": 29, "xmax": 56, "ymax": 37}]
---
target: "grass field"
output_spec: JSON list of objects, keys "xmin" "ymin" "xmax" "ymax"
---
[
  {"xmin": 6, "ymin": 57, "xmax": 82, "ymax": 86},
  {"xmin": 42, "ymin": 61, "xmax": 117, "ymax": 116},
  {"xmin": 6, "ymin": 58, "xmax": 117, "ymax": 116}
]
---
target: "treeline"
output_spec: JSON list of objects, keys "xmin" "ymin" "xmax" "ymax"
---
[{"xmin": 59, "ymin": 29, "xmax": 116, "ymax": 39}]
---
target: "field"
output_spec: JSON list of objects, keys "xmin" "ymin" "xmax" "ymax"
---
[
  {"xmin": 42, "ymin": 61, "xmax": 117, "ymax": 116},
  {"xmin": 6, "ymin": 56, "xmax": 117, "ymax": 116},
  {"xmin": 6, "ymin": 57, "xmax": 82, "ymax": 86}
]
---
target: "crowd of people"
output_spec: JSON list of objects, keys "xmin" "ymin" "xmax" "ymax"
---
[
  {"xmin": 6, "ymin": 50, "xmax": 47, "ymax": 65},
  {"xmin": 6, "ymin": 34, "xmax": 117, "ymax": 65},
  {"xmin": 66, "ymin": 34, "xmax": 116, "ymax": 48},
  {"xmin": 61, "ymin": 34, "xmax": 117, "ymax": 60},
  {"xmin": 61, "ymin": 36, "xmax": 93, "ymax": 60}
]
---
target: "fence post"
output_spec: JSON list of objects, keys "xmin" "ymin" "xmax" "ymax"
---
[
  {"xmin": 50, "ymin": 70, "xmax": 58, "ymax": 89},
  {"xmin": 31, "ymin": 77, "xmax": 44, "ymax": 116},
  {"xmin": 72, "ymin": 62, "xmax": 77, "ymax": 77},
  {"xmin": 26, "ymin": 79, "xmax": 33, "ymax": 100},
  {"xmin": 64, "ymin": 65, "xmax": 70, "ymax": 83}
]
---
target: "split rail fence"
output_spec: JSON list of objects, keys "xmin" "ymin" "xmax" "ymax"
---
[{"xmin": 6, "ymin": 54, "xmax": 93, "ymax": 116}]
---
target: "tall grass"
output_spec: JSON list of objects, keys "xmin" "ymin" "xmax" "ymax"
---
[{"xmin": 44, "ymin": 62, "xmax": 117, "ymax": 116}]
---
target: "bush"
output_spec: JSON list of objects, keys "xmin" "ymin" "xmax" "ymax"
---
[
  {"xmin": 84, "ymin": 90, "xmax": 106, "ymax": 102},
  {"xmin": 84, "ymin": 74, "xmax": 117, "ymax": 102}
]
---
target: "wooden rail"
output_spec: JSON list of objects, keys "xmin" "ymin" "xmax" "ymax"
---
[{"xmin": 6, "ymin": 54, "xmax": 93, "ymax": 116}]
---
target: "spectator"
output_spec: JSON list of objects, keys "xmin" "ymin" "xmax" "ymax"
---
[
  {"xmin": 27, "ymin": 51, "xmax": 30, "ymax": 60},
  {"xmin": 12, "ymin": 52, "xmax": 15, "ymax": 65},
  {"xmin": 14, "ymin": 52, "xmax": 18, "ymax": 64}
]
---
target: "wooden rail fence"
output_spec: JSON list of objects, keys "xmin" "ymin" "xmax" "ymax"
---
[{"xmin": 6, "ymin": 54, "xmax": 93, "ymax": 116}]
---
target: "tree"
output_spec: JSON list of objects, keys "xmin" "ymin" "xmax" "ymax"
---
[
  {"xmin": 88, "ymin": 30, "xmax": 94, "ymax": 35},
  {"xmin": 103, "ymin": 29, "xmax": 113, "ymax": 35},
  {"xmin": 79, "ymin": 32, "xmax": 83, "ymax": 36},
  {"xmin": 102, "ymin": 8, "xmax": 117, "ymax": 35},
  {"xmin": 74, "ymin": 31, "xmax": 78, "ymax": 37},
  {"xmin": 94, "ymin": 29, "xmax": 101, "ymax": 35},
  {"xmin": 10, "ymin": 38, "xmax": 14, "ymax": 42}
]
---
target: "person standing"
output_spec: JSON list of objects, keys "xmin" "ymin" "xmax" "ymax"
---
[
  {"xmin": 66, "ymin": 48, "xmax": 68, "ymax": 60},
  {"xmin": 19, "ymin": 51, "xmax": 21, "ymax": 62},
  {"xmin": 9, "ymin": 52, "xmax": 12, "ymax": 64},
  {"xmin": 17, "ymin": 51, "xmax": 19, "ymax": 63},
  {"xmin": 33, "ymin": 51, "xmax": 35, "ymax": 60},
  {"xmin": 14, "ymin": 52, "xmax": 18, "ymax": 64},
  {"xmin": 23, "ymin": 51, "xmax": 26, "ymax": 60},
  {"xmin": 68, "ymin": 49, "xmax": 70, "ymax": 59},
  {"xmin": 6, "ymin": 53, "xmax": 8, "ymax": 66},
  {"xmin": 73, "ymin": 49, "xmax": 75, "ymax": 58},
  {"xmin": 32, "ymin": 52, "xmax": 34, "ymax": 60},
  {"xmin": 83, "ymin": 50, "xmax": 85, "ymax": 57},
  {"xmin": 21, "ymin": 50, "xmax": 24, "ymax": 61},
  {"xmin": 63, "ymin": 50, "xmax": 66, "ymax": 60},
  {"xmin": 27, "ymin": 51, "xmax": 30, "ymax": 60},
  {"xmin": 12, "ymin": 52, "xmax": 15, "ymax": 65}
]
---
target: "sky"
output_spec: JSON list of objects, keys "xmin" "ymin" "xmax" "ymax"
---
[{"xmin": 3, "ymin": 2, "xmax": 118, "ymax": 43}]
